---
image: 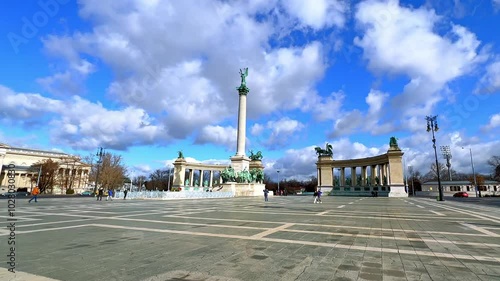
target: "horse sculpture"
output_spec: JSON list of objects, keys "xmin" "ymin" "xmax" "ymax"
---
[
  {"xmin": 389, "ymin": 137, "xmax": 399, "ymax": 148},
  {"xmin": 314, "ymin": 143, "xmax": 333, "ymax": 157},
  {"xmin": 248, "ymin": 150, "xmax": 263, "ymax": 161}
]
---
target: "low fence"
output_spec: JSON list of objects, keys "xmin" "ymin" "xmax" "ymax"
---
[{"xmin": 114, "ymin": 190, "xmax": 234, "ymax": 200}]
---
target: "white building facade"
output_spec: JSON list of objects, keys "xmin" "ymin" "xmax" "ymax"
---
[{"xmin": 0, "ymin": 143, "xmax": 91, "ymax": 194}]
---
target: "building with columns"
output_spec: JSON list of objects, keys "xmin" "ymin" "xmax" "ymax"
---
[
  {"xmin": 316, "ymin": 139, "xmax": 407, "ymax": 197},
  {"xmin": 0, "ymin": 143, "xmax": 91, "ymax": 194}
]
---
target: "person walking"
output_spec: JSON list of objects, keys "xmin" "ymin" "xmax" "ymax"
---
[
  {"xmin": 106, "ymin": 189, "xmax": 113, "ymax": 201},
  {"xmin": 263, "ymin": 188, "xmax": 269, "ymax": 202},
  {"xmin": 28, "ymin": 186, "xmax": 40, "ymax": 203},
  {"xmin": 313, "ymin": 190, "xmax": 318, "ymax": 203},
  {"xmin": 123, "ymin": 188, "xmax": 128, "ymax": 200},
  {"xmin": 316, "ymin": 189, "xmax": 323, "ymax": 204},
  {"xmin": 97, "ymin": 187, "xmax": 104, "ymax": 201}
]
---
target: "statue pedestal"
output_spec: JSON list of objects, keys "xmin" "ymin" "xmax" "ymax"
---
[
  {"xmin": 222, "ymin": 182, "xmax": 268, "ymax": 197},
  {"xmin": 249, "ymin": 160, "xmax": 264, "ymax": 170},
  {"xmin": 230, "ymin": 155, "xmax": 250, "ymax": 172}
]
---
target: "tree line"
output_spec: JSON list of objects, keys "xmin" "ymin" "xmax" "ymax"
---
[{"xmin": 29, "ymin": 152, "xmax": 500, "ymax": 195}]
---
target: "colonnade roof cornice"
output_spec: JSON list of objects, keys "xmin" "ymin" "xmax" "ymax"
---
[
  {"xmin": 176, "ymin": 162, "xmax": 229, "ymax": 170},
  {"xmin": 316, "ymin": 153, "xmax": 389, "ymax": 168}
]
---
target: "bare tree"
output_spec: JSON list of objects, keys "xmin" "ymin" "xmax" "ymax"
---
[
  {"xmin": 30, "ymin": 159, "xmax": 59, "ymax": 194},
  {"xmin": 488, "ymin": 156, "xmax": 500, "ymax": 181},
  {"xmin": 98, "ymin": 153, "xmax": 127, "ymax": 190}
]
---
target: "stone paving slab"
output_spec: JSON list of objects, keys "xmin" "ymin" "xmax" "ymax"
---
[{"xmin": 2, "ymin": 196, "xmax": 500, "ymax": 280}]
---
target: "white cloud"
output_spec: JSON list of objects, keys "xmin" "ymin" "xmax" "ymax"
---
[
  {"xmin": 313, "ymin": 91, "xmax": 345, "ymax": 121},
  {"xmin": 354, "ymin": 0, "xmax": 484, "ymax": 117},
  {"xmin": 330, "ymin": 89, "xmax": 393, "ymax": 137},
  {"xmin": 281, "ymin": 0, "xmax": 348, "ymax": 29},
  {"xmin": 194, "ymin": 125, "xmax": 237, "ymax": 150},
  {"xmin": 481, "ymin": 113, "xmax": 500, "ymax": 132},
  {"xmin": 37, "ymin": 1, "xmax": 329, "ymax": 143},
  {"xmin": 476, "ymin": 59, "xmax": 500, "ymax": 94},
  {"xmin": 250, "ymin": 124, "xmax": 265, "ymax": 136},
  {"xmin": 252, "ymin": 117, "xmax": 304, "ymax": 149},
  {"xmin": 0, "ymin": 85, "xmax": 168, "ymax": 150},
  {"xmin": 0, "ymin": 85, "xmax": 63, "ymax": 120}
]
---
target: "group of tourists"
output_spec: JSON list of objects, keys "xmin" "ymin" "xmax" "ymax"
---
[
  {"xmin": 96, "ymin": 188, "xmax": 129, "ymax": 201},
  {"xmin": 262, "ymin": 188, "xmax": 323, "ymax": 203}
]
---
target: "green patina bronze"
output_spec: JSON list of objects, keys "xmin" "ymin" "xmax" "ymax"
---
[
  {"xmin": 248, "ymin": 150, "xmax": 263, "ymax": 161},
  {"xmin": 314, "ymin": 143, "xmax": 333, "ymax": 157},
  {"xmin": 237, "ymin": 68, "xmax": 249, "ymax": 93},
  {"xmin": 178, "ymin": 151, "xmax": 184, "ymax": 159},
  {"xmin": 389, "ymin": 137, "xmax": 399, "ymax": 148}
]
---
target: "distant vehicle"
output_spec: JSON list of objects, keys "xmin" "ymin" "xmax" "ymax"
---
[
  {"xmin": 453, "ymin": 192, "xmax": 469, "ymax": 198},
  {"xmin": 80, "ymin": 191, "xmax": 94, "ymax": 196},
  {"xmin": 0, "ymin": 191, "xmax": 30, "ymax": 197}
]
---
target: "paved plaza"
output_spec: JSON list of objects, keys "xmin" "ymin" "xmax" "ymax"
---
[{"xmin": 2, "ymin": 196, "xmax": 500, "ymax": 281}]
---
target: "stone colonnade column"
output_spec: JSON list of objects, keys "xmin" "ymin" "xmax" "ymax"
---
[
  {"xmin": 209, "ymin": 171, "xmax": 213, "ymax": 187},
  {"xmin": 351, "ymin": 167, "xmax": 356, "ymax": 186},
  {"xmin": 361, "ymin": 166, "xmax": 367, "ymax": 185},
  {"xmin": 340, "ymin": 168, "xmax": 345, "ymax": 186}
]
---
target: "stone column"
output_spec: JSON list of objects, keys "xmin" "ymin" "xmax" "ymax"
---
[
  {"xmin": 361, "ymin": 166, "xmax": 367, "ymax": 186},
  {"xmin": 173, "ymin": 158, "xmax": 187, "ymax": 188},
  {"xmin": 200, "ymin": 170, "xmax": 204, "ymax": 187},
  {"xmin": 189, "ymin": 169, "xmax": 194, "ymax": 186},
  {"xmin": 380, "ymin": 164, "xmax": 386, "ymax": 185},
  {"xmin": 340, "ymin": 168, "xmax": 345, "ymax": 186},
  {"xmin": 371, "ymin": 165, "xmax": 377, "ymax": 185},
  {"xmin": 351, "ymin": 167, "xmax": 356, "ymax": 186},
  {"xmin": 209, "ymin": 171, "xmax": 213, "ymax": 187},
  {"xmin": 236, "ymin": 88, "xmax": 248, "ymax": 156}
]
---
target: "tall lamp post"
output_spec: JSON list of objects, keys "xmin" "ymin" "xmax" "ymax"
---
[
  {"xmin": 426, "ymin": 115, "xmax": 444, "ymax": 201},
  {"xmin": 277, "ymin": 170, "xmax": 280, "ymax": 195},
  {"xmin": 440, "ymin": 145, "xmax": 453, "ymax": 181},
  {"xmin": 93, "ymin": 147, "xmax": 104, "ymax": 195},
  {"xmin": 408, "ymin": 165, "xmax": 414, "ymax": 196},
  {"xmin": 463, "ymin": 147, "xmax": 478, "ymax": 197}
]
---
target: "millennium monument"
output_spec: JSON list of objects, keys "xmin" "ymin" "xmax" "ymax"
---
[{"xmin": 172, "ymin": 68, "xmax": 266, "ymax": 196}]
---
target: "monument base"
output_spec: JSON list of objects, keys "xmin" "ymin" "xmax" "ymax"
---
[
  {"xmin": 388, "ymin": 184, "xmax": 409, "ymax": 197},
  {"xmin": 230, "ymin": 155, "xmax": 250, "ymax": 172},
  {"xmin": 222, "ymin": 182, "xmax": 269, "ymax": 197}
]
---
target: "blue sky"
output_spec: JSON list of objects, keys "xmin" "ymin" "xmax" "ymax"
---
[{"xmin": 1, "ymin": 0, "xmax": 499, "ymax": 181}]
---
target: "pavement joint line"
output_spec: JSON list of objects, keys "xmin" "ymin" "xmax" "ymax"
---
[
  {"xmin": 221, "ymin": 209, "xmax": 431, "ymax": 221},
  {"xmin": 461, "ymin": 222, "xmax": 500, "ymax": 237},
  {"xmin": 15, "ymin": 218, "xmax": 103, "ymax": 228},
  {"xmin": 251, "ymin": 223, "xmax": 295, "ymax": 238},
  {"xmin": 430, "ymin": 210, "xmax": 446, "ymax": 216},
  {"xmin": 14, "ymin": 224, "xmax": 90, "ymax": 235},
  {"xmin": 337, "ymin": 205, "xmax": 345, "ymax": 208},
  {"xmin": 278, "ymin": 229, "xmax": 500, "ymax": 247},
  {"xmin": 168, "ymin": 215, "xmax": 489, "ymax": 237},
  {"xmin": 316, "ymin": 210, "xmax": 330, "ymax": 215},
  {"xmin": 348, "ymin": 202, "xmax": 354, "ymax": 204},
  {"xmin": 83, "ymin": 223, "xmax": 500, "ymax": 263},
  {"xmin": 0, "ymin": 215, "xmax": 40, "ymax": 221},
  {"xmin": 416, "ymin": 205, "xmax": 425, "ymax": 208},
  {"xmin": 420, "ymin": 200, "xmax": 500, "ymax": 225}
]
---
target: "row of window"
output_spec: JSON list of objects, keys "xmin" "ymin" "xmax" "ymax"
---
[{"xmin": 446, "ymin": 186, "xmax": 498, "ymax": 192}]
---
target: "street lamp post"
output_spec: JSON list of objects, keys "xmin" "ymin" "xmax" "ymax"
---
[
  {"xmin": 440, "ymin": 145, "xmax": 453, "ymax": 181},
  {"xmin": 93, "ymin": 147, "xmax": 104, "ymax": 195},
  {"xmin": 277, "ymin": 170, "xmax": 280, "ymax": 195},
  {"xmin": 463, "ymin": 147, "xmax": 478, "ymax": 197},
  {"xmin": 426, "ymin": 115, "xmax": 444, "ymax": 201}
]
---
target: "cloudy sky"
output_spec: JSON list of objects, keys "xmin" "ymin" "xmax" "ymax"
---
[{"xmin": 1, "ymin": 0, "xmax": 499, "ymax": 181}]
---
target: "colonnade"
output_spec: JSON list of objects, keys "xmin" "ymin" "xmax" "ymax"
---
[{"xmin": 316, "ymin": 145, "xmax": 407, "ymax": 197}]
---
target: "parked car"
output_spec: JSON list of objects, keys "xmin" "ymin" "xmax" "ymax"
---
[
  {"xmin": 79, "ymin": 191, "xmax": 94, "ymax": 196},
  {"xmin": 453, "ymin": 192, "xmax": 469, "ymax": 198},
  {"xmin": 0, "ymin": 191, "xmax": 30, "ymax": 197}
]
